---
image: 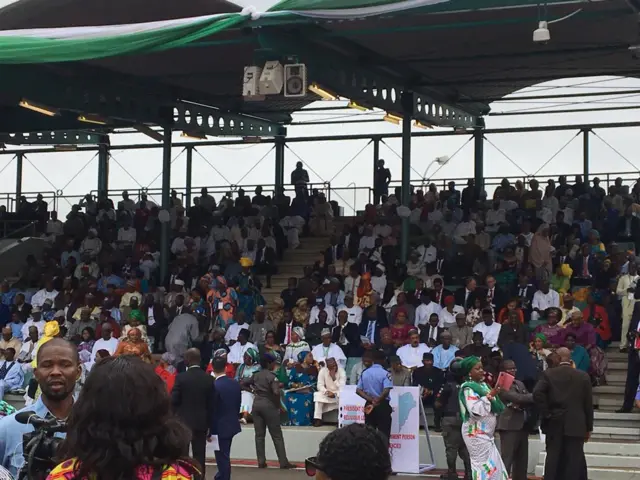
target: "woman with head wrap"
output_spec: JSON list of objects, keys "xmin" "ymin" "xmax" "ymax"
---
[
  {"xmin": 155, "ymin": 352, "xmax": 178, "ymax": 392},
  {"xmin": 588, "ymin": 229, "xmax": 606, "ymax": 255},
  {"xmin": 457, "ymin": 356, "xmax": 507, "ymax": 480},
  {"xmin": 283, "ymin": 326, "xmax": 311, "ymax": 366},
  {"xmin": 356, "ymin": 272, "xmax": 374, "ymax": 309},
  {"xmin": 114, "ymin": 327, "xmax": 151, "ymax": 363},
  {"xmin": 236, "ymin": 257, "xmax": 266, "ymax": 321},
  {"xmin": 551, "ymin": 263, "xmax": 572, "ymax": 301},
  {"xmin": 533, "ymin": 307, "xmax": 565, "ymax": 347},
  {"xmin": 236, "ymin": 347, "xmax": 262, "ymax": 423},
  {"xmin": 292, "ymin": 298, "xmax": 309, "ymax": 326},
  {"xmin": 530, "ymin": 333, "xmax": 552, "ymax": 373},
  {"xmin": 207, "ymin": 275, "xmax": 238, "ymax": 329},
  {"xmin": 268, "ymin": 296, "xmax": 285, "ymax": 327},
  {"xmin": 121, "ymin": 309, "xmax": 148, "ymax": 340},
  {"xmin": 529, "ymin": 223, "xmax": 553, "ymax": 281},
  {"xmin": 284, "ymin": 351, "xmax": 319, "ymax": 426},
  {"xmin": 31, "ymin": 321, "xmax": 61, "ymax": 369}
]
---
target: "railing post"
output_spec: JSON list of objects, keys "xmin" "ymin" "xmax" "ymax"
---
[
  {"xmin": 185, "ymin": 146, "xmax": 193, "ymax": 208},
  {"xmin": 160, "ymin": 127, "xmax": 172, "ymax": 286},
  {"xmin": 583, "ymin": 129, "xmax": 590, "ymax": 183},
  {"xmin": 373, "ymin": 136, "xmax": 380, "ymax": 190},
  {"xmin": 15, "ymin": 153, "xmax": 23, "ymax": 212},
  {"xmin": 400, "ymin": 93, "xmax": 412, "ymax": 263}
]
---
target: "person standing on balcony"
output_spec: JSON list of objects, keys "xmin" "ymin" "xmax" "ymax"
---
[
  {"xmin": 373, "ymin": 159, "xmax": 391, "ymax": 205},
  {"xmin": 291, "ymin": 161, "xmax": 310, "ymax": 198}
]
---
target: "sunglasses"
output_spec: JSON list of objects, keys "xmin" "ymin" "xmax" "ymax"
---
[{"xmin": 305, "ymin": 457, "xmax": 322, "ymax": 477}]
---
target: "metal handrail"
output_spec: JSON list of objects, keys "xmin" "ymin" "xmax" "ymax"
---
[{"xmin": 0, "ymin": 220, "xmax": 37, "ymax": 240}]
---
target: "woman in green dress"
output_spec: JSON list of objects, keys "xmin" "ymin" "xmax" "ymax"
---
[
  {"xmin": 565, "ymin": 332, "xmax": 590, "ymax": 372},
  {"xmin": 235, "ymin": 347, "xmax": 261, "ymax": 424}
]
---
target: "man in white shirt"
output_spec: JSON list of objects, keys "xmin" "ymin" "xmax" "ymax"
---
[
  {"xmin": 224, "ymin": 314, "xmax": 250, "ymax": 344},
  {"xmin": 118, "ymin": 190, "xmax": 136, "ymax": 212},
  {"xmin": 416, "ymin": 241, "xmax": 437, "ymax": 265},
  {"xmin": 439, "ymin": 298, "xmax": 465, "ymax": 328},
  {"xmin": 21, "ymin": 307, "xmax": 46, "ymax": 341},
  {"xmin": 397, "ymin": 330, "xmax": 431, "ymax": 369},
  {"xmin": 31, "ymin": 280, "xmax": 59, "ymax": 308},
  {"xmin": 45, "ymin": 211, "xmax": 64, "ymax": 240},
  {"xmin": 531, "ymin": 281, "xmax": 560, "ymax": 322},
  {"xmin": 370, "ymin": 265, "xmax": 387, "ymax": 296},
  {"xmin": 616, "ymin": 262, "xmax": 640, "ymax": 350},
  {"xmin": 373, "ymin": 221, "xmax": 392, "ymax": 238},
  {"xmin": 358, "ymin": 226, "xmax": 376, "ymax": 251},
  {"xmin": 311, "ymin": 329, "xmax": 347, "ymax": 369},
  {"xmin": 472, "ymin": 309, "xmax": 501, "ymax": 350},
  {"xmin": 309, "ymin": 300, "xmax": 336, "ymax": 326},
  {"xmin": 170, "ymin": 230, "xmax": 188, "ymax": 255},
  {"xmin": 337, "ymin": 294, "xmax": 363, "ymax": 326},
  {"xmin": 227, "ymin": 330, "xmax": 256, "ymax": 365},
  {"xmin": 80, "ymin": 228, "xmax": 102, "ymax": 258},
  {"xmin": 91, "ymin": 323, "xmax": 119, "ymax": 361},
  {"xmin": 117, "ymin": 222, "xmax": 137, "ymax": 249},
  {"xmin": 415, "ymin": 292, "xmax": 442, "ymax": 327},
  {"xmin": 453, "ymin": 213, "xmax": 477, "ymax": 245},
  {"xmin": 344, "ymin": 266, "xmax": 361, "ymax": 298},
  {"xmin": 485, "ymin": 201, "xmax": 506, "ymax": 233},
  {"xmin": 74, "ymin": 255, "xmax": 100, "ymax": 280}
]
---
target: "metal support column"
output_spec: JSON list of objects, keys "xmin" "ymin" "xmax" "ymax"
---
[
  {"xmin": 185, "ymin": 146, "xmax": 193, "ymax": 208},
  {"xmin": 583, "ymin": 129, "xmax": 590, "ymax": 183},
  {"xmin": 373, "ymin": 137, "xmax": 380, "ymax": 198},
  {"xmin": 275, "ymin": 136, "xmax": 285, "ymax": 193},
  {"xmin": 97, "ymin": 135, "xmax": 109, "ymax": 197},
  {"xmin": 15, "ymin": 153, "xmax": 23, "ymax": 211},
  {"xmin": 400, "ymin": 93, "xmax": 412, "ymax": 263},
  {"xmin": 474, "ymin": 128, "xmax": 484, "ymax": 191},
  {"xmin": 160, "ymin": 127, "xmax": 172, "ymax": 285}
]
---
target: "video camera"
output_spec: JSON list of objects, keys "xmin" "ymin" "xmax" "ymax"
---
[{"xmin": 15, "ymin": 411, "xmax": 66, "ymax": 480}]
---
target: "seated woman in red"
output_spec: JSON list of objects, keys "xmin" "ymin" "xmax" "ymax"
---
[{"xmin": 47, "ymin": 355, "xmax": 201, "ymax": 480}]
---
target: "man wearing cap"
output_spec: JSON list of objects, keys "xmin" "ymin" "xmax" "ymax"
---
[
  {"xmin": 396, "ymin": 330, "xmax": 431, "ymax": 370},
  {"xmin": 323, "ymin": 278, "xmax": 345, "ymax": 309},
  {"xmin": 357, "ymin": 350, "xmax": 393, "ymax": 441},
  {"xmin": 449, "ymin": 313, "xmax": 473, "ymax": 349},
  {"xmin": 74, "ymin": 253, "xmax": 100, "ymax": 280},
  {"xmin": 21, "ymin": 307, "xmax": 45, "ymax": 341},
  {"xmin": 473, "ymin": 309, "xmax": 501, "ymax": 350},
  {"xmin": 0, "ymin": 328, "xmax": 21, "ymax": 361},
  {"xmin": 412, "ymin": 352, "xmax": 445, "ymax": 432},
  {"xmin": 309, "ymin": 298, "xmax": 336, "ymax": 326},
  {"xmin": 331, "ymin": 310, "xmax": 361, "ymax": 358},
  {"xmin": 249, "ymin": 307, "xmax": 274, "ymax": 346},
  {"xmin": 432, "ymin": 332, "xmax": 459, "ymax": 370},
  {"xmin": 415, "ymin": 291, "xmax": 442, "ymax": 328},
  {"xmin": 311, "ymin": 328, "xmax": 347, "ymax": 369},
  {"xmin": 91, "ymin": 323, "xmax": 119, "ymax": 361},
  {"xmin": 80, "ymin": 228, "xmax": 102, "ymax": 258}
]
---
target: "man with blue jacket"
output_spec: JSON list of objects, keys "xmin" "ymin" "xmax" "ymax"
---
[{"xmin": 210, "ymin": 355, "xmax": 241, "ymax": 480}]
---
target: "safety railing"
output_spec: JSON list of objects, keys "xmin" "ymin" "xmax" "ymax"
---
[
  {"xmin": 2, "ymin": 171, "xmax": 640, "ymax": 216},
  {"xmin": 0, "ymin": 220, "xmax": 37, "ymax": 239}
]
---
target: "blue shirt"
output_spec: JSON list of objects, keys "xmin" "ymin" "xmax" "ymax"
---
[
  {"xmin": 97, "ymin": 275, "xmax": 125, "ymax": 293},
  {"xmin": 0, "ymin": 397, "xmax": 67, "ymax": 477},
  {"xmin": 432, "ymin": 345, "xmax": 459, "ymax": 370},
  {"xmin": 9, "ymin": 323, "xmax": 22, "ymax": 341},
  {"xmin": 635, "ymin": 385, "xmax": 640, "ymax": 402},
  {"xmin": 357, "ymin": 364, "xmax": 393, "ymax": 398}
]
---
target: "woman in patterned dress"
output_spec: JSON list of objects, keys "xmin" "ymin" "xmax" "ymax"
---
[
  {"xmin": 207, "ymin": 276, "xmax": 238, "ymax": 329},
  {"xmin": 458, "ymin": 356, "xmax": 507, "ymax": 480},
  {"xmin": 47, "ymin": 355, "xmax": 200, "ymax": 480},
  {"xmin": 284, "ymin": 351, "xmax": 318, "ymax": 426},
  {"xmin": 236, "ymin": 348, "xmax": 262, "ymax": 423}
]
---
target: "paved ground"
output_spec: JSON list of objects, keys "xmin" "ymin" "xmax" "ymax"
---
[{"xmin": 203, "ymin": 466, "xmax": 426, "ymax": 479}]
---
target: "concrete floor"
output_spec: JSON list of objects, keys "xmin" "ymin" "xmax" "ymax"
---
[{"xmin": 203, "ymin": 466, "xmax": 424, "ymax": 480}]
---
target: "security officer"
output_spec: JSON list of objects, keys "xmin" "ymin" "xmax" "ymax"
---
[
  {"xmin": 357, "ymin": 349, "xmax": 393, "ymax": 442},
  {"xmin": 435, "ymin": 359, "xmax": 471, "ymax": 480}
]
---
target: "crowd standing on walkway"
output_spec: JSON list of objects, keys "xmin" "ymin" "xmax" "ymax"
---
[{"xmin": 2, "ymin": 172, "xmax": 640, "ymax": 479}]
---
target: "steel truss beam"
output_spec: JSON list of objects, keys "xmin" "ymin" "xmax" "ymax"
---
[
  {"xmin": 173, "ymin": 103, "xmax": 286, "ymax": 137},
  {"xmin": 0, "ymin": 130, "xmax": 102, "ymax": 145},
  {"xmin": 258, "ymin": 31, "xmax": 482, "ymax": 129}
]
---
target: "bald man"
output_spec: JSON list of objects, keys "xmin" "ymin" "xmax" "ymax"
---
[
  {"xmin": 172, "ymin": 348, "xmax": 215, "ymax": 476},
  {"xmin": 533, "ymin": 347, "xmax": 593, "ymax": 480}
]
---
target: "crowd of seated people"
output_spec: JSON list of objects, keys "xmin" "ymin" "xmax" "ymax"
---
[{"xmin": 2, "ymin": 173, "xmax": 640, "ymax": 423}]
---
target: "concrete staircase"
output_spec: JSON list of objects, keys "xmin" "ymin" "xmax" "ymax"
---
[
  {"xmin": 535, "ymin": 440, "xmax": 640, "ymax": 480},
  {"xmin": 594, "ymin": 345, "xmax": 628, "ymax": 413},
  {"xmin": 261, "ymin": 236, "xmax": 332, "ymax": 306}
]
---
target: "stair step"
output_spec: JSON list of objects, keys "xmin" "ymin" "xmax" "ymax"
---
[
  {"xmin": 584, "ymin": 441, "xmax": 640, "ymax": 456},
  {"xmin": 595, "ymin": 386, "xmax": 626, "ymax": 395},
  {"xmin": 539, "ymin": 452, "xmax": 640, "ymax": 469},
  {"xmin": 606, "ymin": 372, "xmax": 628, "ymax": 384},
  {"xmin": 607, "ymin": 362, "xmax": 628, "ymax": 371},
  {"xmin": 592, "ymin": 426, "xmax": 640, "ymax": 440},
  {"xmin": 536, "ymin": 465, "xmax": 640, "ymax": 480}
]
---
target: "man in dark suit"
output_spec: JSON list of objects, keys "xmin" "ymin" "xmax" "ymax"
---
[
  {"xmin": 497, "ymin": 360, "xmax": 534, "ymax": 480},
  {"xmin": 454, "ymin": 277, "xmax": 477, "ymax": 310},
  {"xmin": 483, "ymin": 275, "xmax": 506, "ymax": 312},
  {"xmin": 210, "ymin": 356, "xmax": 241, "ymax": 480},
  {"xmin": 432, "ymin": 278, "xmax": 453, "ymax": 307},
  {"xmin": 533, "ymin": 347, "xmax": 593, "ymax": 480},
  {"xmin": 359, "ymin": 304, "xmax": 389, "ymax": 348},
  {"xmin": 572, "ymin": 244, "xmax": 598, "ymax": 285},
  {"xmin": 512, "ymin": 272, "xmax": 535, "ymax": 321},
  {"xmin": 332, "ymin": 310, "xmax": 362, "ymax": 357},
  {"xmin": 254, "ymin": 238, "xmax": 277, "ymax": 289},
  {"xmin": 617, "ymin": 205, "xmax": 640, "ymax": 251},
  {"xmin": 324, "ymin": 235, "xmax": 344, "ymax": 267},
  {"xmin": 275, "ymin": 310, "xmax": 302, "ymax": 345},
  {"xmin": 172, "ymin": 348, "xmax": 215, "ymax": 476}
]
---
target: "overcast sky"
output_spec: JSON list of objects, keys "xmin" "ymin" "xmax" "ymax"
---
[{"xmin": 1, "ymin": 0, "xmax": 640, "ymax": 215}]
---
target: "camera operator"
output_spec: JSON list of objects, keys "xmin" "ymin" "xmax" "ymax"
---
[
  {"xmin": 0, "ymin": 339, "xmax": 80, "ymax": 477},
  {"xmin": 435, "ymin": 358, "xmax": 471, "ymax": 480}
]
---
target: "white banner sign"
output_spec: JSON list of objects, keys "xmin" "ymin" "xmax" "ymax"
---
[
  {"xmin": 338, "ymin": 385, "xmax": 366, "ymax": 427},
  {"xmin": 338, "ymin": 385, "xmax": 421, "ymax": 474}
]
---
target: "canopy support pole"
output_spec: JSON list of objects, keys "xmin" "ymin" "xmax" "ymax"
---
[
  {"xmin": 275, "ymin": 136, "xmax": 285, "ymax": 193},
  {"xmin": 185, "ymin": 145, "xmax": 193, "ymax": 208},
  {"xmin": 373, "ymin": 136, "xmax": 380, "ymax": 203},
  {"xmin": 583, "ymin": 128, "xmax": 590, "ymax": 183},
  {"xmin": 97, "ymin": 135, "xmax": 109, "ymax": 198},
  {"xmin": 15, "ymin": 152, "xmax": 23, "ymax": 212},
  {"xmin": 401, "ymin": 92, "xmax": 412, "ymax": 263},
  {"xmin": 474, "ymin": 128, "xmax": 484, "ymax": 192},
  {"xmin": 160, "ymin": 127, "xmax": 172, "ymax": 285}
]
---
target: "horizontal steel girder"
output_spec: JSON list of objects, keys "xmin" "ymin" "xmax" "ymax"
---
[
  {"xmin": 0, "ymin": 130, "xmax": 102, "ymax": 145},
  {"xmin": 173, "ymin": 103, "xmax": 286, "ymax": 137},
  {"xmin": 258, "ymin": 31, "xmax": 480, "ymax": 128}
]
